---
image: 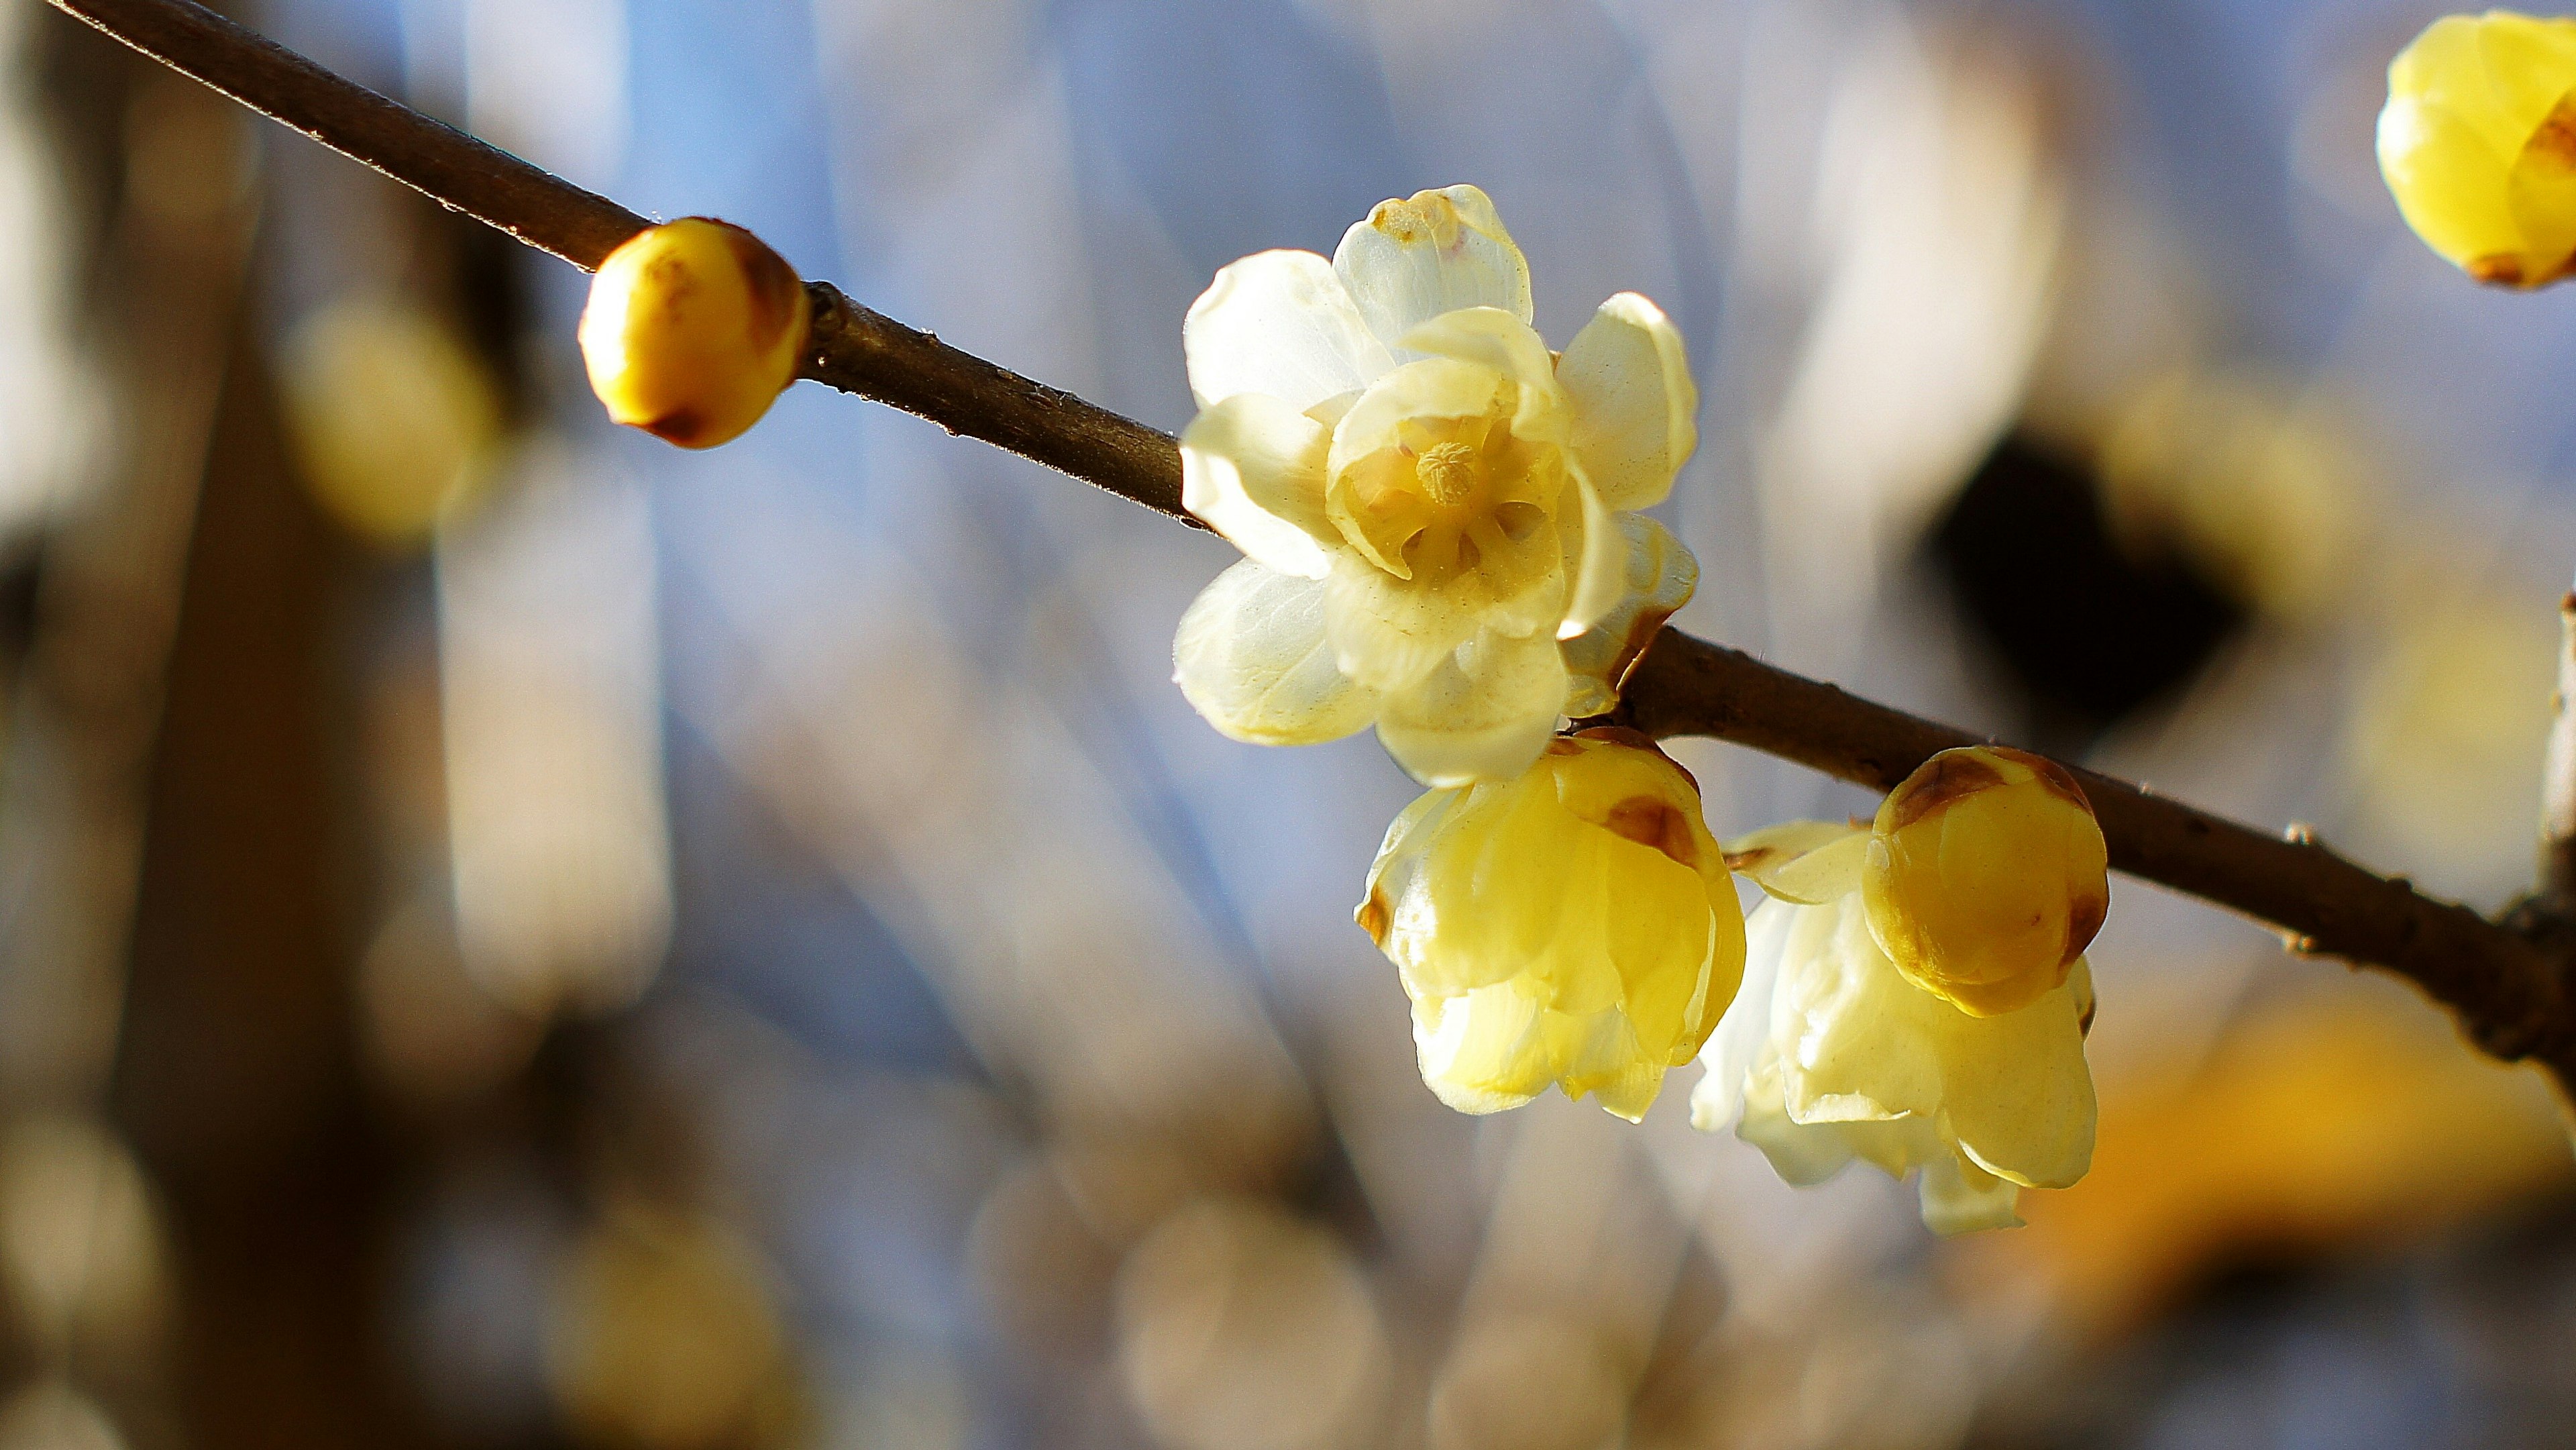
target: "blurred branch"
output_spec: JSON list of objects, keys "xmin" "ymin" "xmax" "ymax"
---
[{"xmin": 50, "ymin": 0, "xmax": 2576, "ymax": 1090}]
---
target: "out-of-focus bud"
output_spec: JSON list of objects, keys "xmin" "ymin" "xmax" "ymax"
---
[
  {"xmin": 1358, "ymin": 729, "xmax": 1746, "ymax": 1121},
  {"xmin": 2377, "ymin": 11, "xmax": 2576, "ymax": 287},
  {"xmin": 280, "ymin": 297, "xmax": 502, "ymax": 546},
  {"xmin": 578, "ymin": 218, "xmax": 809, "ymax": 448},
  {"xmin": 1862, "ymin": 745, "xmax": 2108, "ymax": 1017}
]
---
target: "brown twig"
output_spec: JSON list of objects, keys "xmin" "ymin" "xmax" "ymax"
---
[{"xmin": 46, "ymin": 0, "xmax": 2576, "ymax": 1088}]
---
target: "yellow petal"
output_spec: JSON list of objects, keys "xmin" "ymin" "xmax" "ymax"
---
[
  {"xmin": 1393, "ymin": 307, "xmax": 1568, "ymax": 441},
  {"xmin": 1173, "ymin": 560, "xmax": 1379, "ymax": 746},
  {"xmin": 1183, "ymin": 249, "xmax": 1393, "ymax": 411},
  {"xmin": 1411, "ymin": 982, "xmax": 1550, "ymax": 1115},
  {"xmin": 1322, "ymin": 549, "xmax": 1489, "ymax": 692},
  {"xmin": 1556, "ymin": 293, "xmax": 1697, "ymax": 512},
  {"xmin": 1721, "ymin": 823, "xmax": 1866, "ymax": 905},
  {"xmin": 1180, "ymin": 393, "xmax": 1338, "ymax": 579},
  {"xmin": 1334, "ymin": 185, "xmax": 1534, "ymax": 350},
  {"xmin": 1917, "ymin": 1153, "xmax": 2023, "ymax": 1235},
  {"xmin": 1375, "ymin": 628, "xmax": 1566, "ymax": 786}
]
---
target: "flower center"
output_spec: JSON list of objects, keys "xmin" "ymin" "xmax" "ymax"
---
[{"xmin": 1413, "ymin": 441, "xmax": 1480, "ymax": 507}]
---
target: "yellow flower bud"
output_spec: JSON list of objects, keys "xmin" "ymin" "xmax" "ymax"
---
[
  {"xmin": 1358, "ymin": 729, "xmax": 1746, "ymax": 1121},
  {"xmin": 2377, "ymin": 11, "xmax": 2576, "ymax": 287},
  {"xmin": 578, "ymin": 218, "xmax": 810, "ymax": 448},
  {"xmin": 1861, "ymin": 746, "xmax": 2108, "ymax": 1018}
]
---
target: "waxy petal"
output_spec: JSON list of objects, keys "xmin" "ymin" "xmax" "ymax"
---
[
  {"xmin": 1180, "ymin": 393, "xmax": 1337, "ymax": 579},
  {"xmin": 1173, "ymin": 560, "xmax": 1379, "ymax": 746},
  {"xmin": 1374, "ymin": 627, "xmax": 1566, "ymax": 787},
  {"xmin": 1557, "ymin": 293, "xmax": 1697, "ymax": 511},
  {"xmin": 1334, "ymin": 185, "xmax": 1534, "ymax": 350},
  {"xmin": 1184, "ymin": 249, "xmax": 1393, "ymax": 411}
]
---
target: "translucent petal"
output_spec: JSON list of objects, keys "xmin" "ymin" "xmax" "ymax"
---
[
  {"xmin": 1917, "ymin": 1153, "xmax": 2023, "ymax": 1235},
  {"xmin": 1412, "ymin": 982, "xmax": 1549, "ymax": 1115},
  {"xmin": 1722, "ymin": 826, "xmax": 1867, "ymax": 906},
  {"xmin": 1325, "ymin": 357, "xmax": 1515, "ymax": 506},
  {"xmin": 1775, "ymin": 895, "xmax": 1945, "ymax": 1125},
  {"xmin": 1733, "ymin": 1058, "xmax": 1856, "ymax": 1186},
  {"xmin": 1334, "ymin": 185, "xmax": 1534, "ymax": 350},
  {"xmin": 1323, "ymin": 550, "xmax": 1489, "ymax": 692},
  {"xmin": 1375, "ymin": 628, "xmax": 1567, "ymax": 787},
  {"xmin": 1183, "ymin": 249, "xmax": 1393, "ymax": 411},
  {"xmin": 1395, "ymin": 307, "xmax": 1568, "ymax": 441},
  {"xmin": 1556, "ymin": 464, "xmax": 1626, "ymax": 639},
  {"xmin": 1556, "ymin": 293, "xmax": 1697, "ymax": 512},
  {"xmin": 1179, "ymin": 393, "xmax": 1337, "ymax": 579},
  {"xmin": 1173, "ymin": 560, "xmax": 1379, "ymax": 746},
  {"xmin": 1562, "ymin": 515, "xmax": 1699, "ymax": 717},
  {"xmin": 1940, "ymin": 968, "xmax": 2096, "ymax": 1189},
  {"xmin": 1690, "ymin": 896, "xmax": 1792, "ymax": 1133}
]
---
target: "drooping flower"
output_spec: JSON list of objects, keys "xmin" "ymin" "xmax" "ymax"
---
[
  {"xmin": 1172, "ymin": 185, "xmax": 1700, "ymax": 786},
  {"xmin": 1359, "ymin": 731, "xmax": 1746, "ymax": 1121},
  {"xmin": 580, "ymin": 218, "xmax": 810, "ymax": 447},
  {"xmin": 1862, "ymin": 745, "xmax": 2110, "ymax": 1017},
  {"xmin": 1693, "ymin": 820, "xmax": 2098, "ymax": 1234},
  {"xmin": 2378, "ymin": 11, "xmax": 2576, "ymax": 287}
]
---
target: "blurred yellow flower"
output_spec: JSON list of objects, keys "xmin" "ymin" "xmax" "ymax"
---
[
  {"xmin": 1358, "ymin": 731, "xmax": 1745, "ymax": 1121},
  {"xmin": 2377, "ymin": 10, "xmax": 2576, "ymax": 287},
  {"xmin": 579, "ymin": 217, "xmax": 810, "ymax": 448},
  {"xmin": 1173, "ymin": 185, "xmax": 1699, "ymax": 786},
  {"xmin": 1862, "ymin": 745, "xmax": 2108, "ymax": 1017},
  {"xmin": 1695, "ymin": 821, "xmax": 2097, "ymax": 1234}
]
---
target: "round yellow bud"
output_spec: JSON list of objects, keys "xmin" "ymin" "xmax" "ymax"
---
[
  {"xmin": 1358, "ymin": 729, "xmax": 1747, "ymax": 1121},
  {"xmin": 1861, "ymin": 745, "xmax": 2108, "ymax": 1017},
  {"xmin": 2378, "ymin": 11, "xmax": 2576, "ymax": 287},
  {"xmin": 578, "ymin": 218, "xmax": 810, "ymax": 448}
]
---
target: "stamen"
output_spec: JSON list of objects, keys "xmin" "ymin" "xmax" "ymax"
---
[{"xmin": 1415, "ymin": 442, "xmax": 1479, "ymax": 507}]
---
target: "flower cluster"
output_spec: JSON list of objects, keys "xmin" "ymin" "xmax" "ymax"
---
[
  {"xmin": 2379, "ymin": 11, "xmax": 2576, "ymax": 287},
  {"xmin": 1158, "ymin": 189, "xmax": 2113, "ymax": 1233},
  {"xmin": 1690, "ymin": 748, "xmax": 2107, "ymax": 1233},
  {"xmin": 568, "ymin": 187, "xmax": 2123, "ymax": 1235}
]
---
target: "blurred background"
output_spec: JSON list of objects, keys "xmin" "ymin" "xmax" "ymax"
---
[{"xmin": 1, "ymin": 0, "xmax": 2574, "ymax": 1446}]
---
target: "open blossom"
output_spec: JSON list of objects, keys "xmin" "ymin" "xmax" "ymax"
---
[
  {"xmin": 1359, "ymin": 731, "xmax": 1746, "ymax": 1121},
  {"xmin": 1692, "ymin": 821, "xmax": 2097, "ymax": 1234},
  {"xmin": 1171, "ymin": 185, "xmax": 1700, "ymax": 786},
  {"xmin": 2378, "ymin": 11, "xmax": 2576, "ymax": 287}
]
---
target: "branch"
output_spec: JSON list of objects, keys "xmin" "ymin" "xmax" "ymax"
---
[{"xmin": 50, "ymin": 0, "xmax": 2576, "ymax": 1088}]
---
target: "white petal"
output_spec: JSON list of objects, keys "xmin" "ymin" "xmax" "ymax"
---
[
  {"xmin": 1733, "ymin": 1057, "xmax": 1858, "ymax": 1186},
  {"xmin": 1561, "ymin": 515, "xmax": 1699, "ymax": 717},
  {"xmin": 1181, "ymin": 393, "xmax": 1337, "ymax": 579},
  {"xmin": 1184, "ymin": 250, "xmax": 1394, "ymax": 411},
  {"xmin": 1775, "ymin": 894, "xmax": 1947, "ymax": 1124},
  {"xmin": 1375, "ymin": 628, "xmax": 1566, "ymax": 786},
  {"xmin": 1173, "ymin": 560, "xmax": 1379, "ymax": 746},
  {"xmin": 1556, "ymin": 464, "xmax": 1625, "ymax": 638},
  {"xmin": 1558, "ymin": 293, "xmax": 1697, "ymax": 512},
  {"xmin": 1334, "ymin": 185, "xmax": 1534, "ymax": 350},
  {"xmin": 1690, "ymin": 895, "xmax": 1794, "ymax": 1132}
]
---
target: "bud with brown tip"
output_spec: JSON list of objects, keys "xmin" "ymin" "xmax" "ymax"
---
[
  {"xmin": 1862, "ymin": 745, "xmax": 2110, "ymax": 1017},
  {"xmin": 578, "ymin": 218, "xmax": 809, "ymax": 448}
]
